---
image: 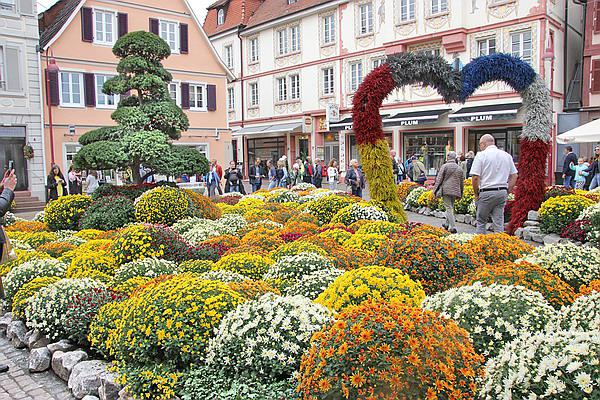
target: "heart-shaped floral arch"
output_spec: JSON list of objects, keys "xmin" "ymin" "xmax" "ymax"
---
[{"xmin": 352, "ymin": 52, "xmax": 552, "ymax": 232}]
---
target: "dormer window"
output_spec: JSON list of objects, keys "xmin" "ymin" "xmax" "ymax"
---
[{"xmin": 217, "ymin": 8, "xmax": 225, "ymax": 25}]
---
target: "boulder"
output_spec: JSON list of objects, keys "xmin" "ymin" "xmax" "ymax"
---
[
  {"xmin": 47, "ymin": 339, "xmax": 76, "ymax": 353},
  {"xmin": 464, "ymin": 215, "xmax": 472, "ymax": 224},
  {"xmin": 52, "ymin": 350, "xmax": 88, "ymax": 381},
  {"xmin": 522, "ymin": 229, "xmax": 532, "ymax": 241},
  {"xmin": 27, "ymin": 329, "xmax": 49, "ymax": 350},
  {"xmin": 531, "ymin": 233, "xmax": 545, "ymax": 243},
  {"xmin": 0, "ymin": 312, "xmax": 13, "ymax": 335},
  {"xmin": 514, "ymin": 228, "xmax": 524, "ymax": 238},
  {"xmin": 527, "ymin": 210, "xmax": 539, "ymax": 221},
  {"xmin": 523, "ymin": 220, "xmax": 540, "ymax": 227},
  {"xmin": 456, "ymin": 214, "xmax": 466, "ymax": 223},
  {"xmin": 99, "ymin": 372, "xmax": 122, "ymax": 400},
  {"xmin": 6, "ymin": 320, "xmax": 28, "ymax": 349},
  {"xmin": 82, "ymin": 397, "xmax": 100, "ymax": 400},
  {"xmin": 524, "ymin": 226, "xmax": 541, "ymax": 234},
  {"xmin": 28, "ymin": 347, "xmax": 52, "ymax": 373},
  {"xmin": 543, "ymin": 234, "xmax": 562, "ymax": 245},
  {"xmin": 68, "ymin": 360, "xmax": 110, "ymax": 399}
]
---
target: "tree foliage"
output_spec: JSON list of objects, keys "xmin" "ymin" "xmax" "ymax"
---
[{"xmin": 73, "ymin": 31, "xmax": 208, "ymax": 182}]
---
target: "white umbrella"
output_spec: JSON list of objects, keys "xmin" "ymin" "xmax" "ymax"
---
[{"xmin": 557, "ymin": 118, "xmax": 600, "ymax": 144}]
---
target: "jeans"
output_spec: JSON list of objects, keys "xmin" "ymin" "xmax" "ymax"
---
[
  {"xmin": 352, "ymin": 187, "xmax": 363, "ymax": 198},
  {"xmin": 252, "ymin": 182, "xmax": 262, "ymax": 192},
  {"xmin": 575, "ymin": 180, "xmax": 585, "ymax": 190},
  {"xmin": 590, "ymin": 174, "xmax": 600, "ymax": 190},
  {"xmin": 207, "ymin": 184, "xmax": 217, "ymax": 197},
  {"xmin": 442, "ymin": 196, "xmax": 457, "ymax": 230},
  {"xmin": 475, "ymin": 190, "xmax": 508, "ymax": 234},
  {"xmin": 278, "ymin": 179, "xmax": 287, "ymax": 188},
  {"xmin": 329, "ymin": 181, "xmax": 337, "ymax": 191},
  {"xmin": 564, "ymin": 175, "xmax": 574, "ymax": 189},
  {"xmin": 268, "ymin": 180, "xmax": 277, "ymax": 190}
]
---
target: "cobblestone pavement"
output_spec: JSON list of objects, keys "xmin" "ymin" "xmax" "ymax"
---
[
  {"xmin": 0, "ymin": 336, "xmax": 75, "ymax": 400},
  {"xmin": 405, "ymin": 211, "xmax": 478, "ymax": 234}
]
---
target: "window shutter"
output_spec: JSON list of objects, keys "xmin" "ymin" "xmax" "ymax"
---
[
  {"xmin": 149, "ymin": 18, "xmax": 159, "ymax": 35},
  {"xmin": 180, "ymin": 23, "xmax": 189, "ymax": 54},
  {"xmin": 84, "ymin": 73, "xmax": 96, "ymax": 107},
  {"xmin": 5, "ymin": 47, "xmax": 22, "ymax": 92},
  {"xmin": 46, "ymin": 69, "xmax": 60, "ymax": 106},
  {"xmin": 181, "ymin": 83, "xmax": 190, "ymax": 109},
  {"xmin": 592, "ymin": 60, "xmax": 600, "ymax": 93},
  {"xmin": 118, "ymin": 13, "xmax": 128, "ymax": 37},
  {"xmin": 595, "ymin": 2, "xmax": 600, "ymax": 33},
  {"xmin": 19, "ymin": 0, "xmax": 34, "ymax": 15},
  {"xmin": 207, "ymin": 84, "xmax": 217, "ymax": 111},
  {"xmin": 81, "ymin": 7, "xmax": 94, "ymax": 42}
]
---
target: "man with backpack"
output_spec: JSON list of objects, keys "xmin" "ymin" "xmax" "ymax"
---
[{"xmin": 224, "ymin": 161, "xmax": 245, "ymax": 194}]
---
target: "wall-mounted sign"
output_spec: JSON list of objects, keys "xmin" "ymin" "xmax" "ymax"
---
[
  {"xmin": 303, "ymin": 116, "xmax": 313, "ymax": 134},
  {"xmin": 326, "ymin": 103, "xmax": 340, "ymax": 130}
]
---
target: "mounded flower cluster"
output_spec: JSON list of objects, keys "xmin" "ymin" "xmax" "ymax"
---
[
  {"xmin": 538, "ymin": 195, "xmax": 595, "ymax": 234},
  {"xmin": 264, "ymin": 252, "xmax": 333, "ymax": 289},
  {"xmin": 111, "ymin": 224, "xmax": 165, "ymax": 265},
  {"xmin": 396, "ymin": 181, "xmax": 419, "ymax": 202},
  {"xmin": 266, "ymin": 189, "xmax": 301, "ymax": 203},
  {"xmin": 134, "ymin": 186, "xmax": 192, "ymax": 226},
  {"xmin": 578, "ymin": 279, "xmax": 600, "ymax": 297},
  {"xmin": 577, "ymin": 202, "xmax": 600, "ymax": 246},
  {"xmin": 285, "ymin": 268, "xmax": 344, "ymax": 300},
  {"xmin": 404, "ymin": 186, "xmax": 428, "ymax": 208},
  {"xmin": 11, "ymin": 276, "xmax": 61, "ymax": 319},
  {"xmin": 3, "ymin": 258, "xmax": 67, "ymax": 301},
  {"xmin": 424, "ymin": 283, "xmax": 557, "ymax": 358},
  {"xmin": 183, "ymin": 189, "xmax": 222, "ymax": 220},
  {"xmin": 355, "ymin": 220, "xmax": 405, "ymax": 236},
  {"xmin": 559, "ymin": 292, "xmax": 600, "ymax": 332},
  {"xmin": 44, "ymin": 195, "xmax": 92, "ymax": 231},
  {"xmin": 343, "ymin": 233, "xmax": 388, "ymax": 253},
  {"xmin": 113, "ymin": 258, "xmax": 178, "ymax": 285},
  {"xmin": 199, "ymin": 269, "xmax": 247, "ymax": 283},
  {"xmin": 462, "ymin": 233, "xmax": 533, "ymax": 265},
  {"xmin": 302, "ymin": 194, "xmax": 357, "ymax": 225},
  {"xmin": 331, "ymin": 203, "xmax": 389, "ymax": 226},
  {"xmin": 214, "ymin": 252, "xmax": 273, "ymax": 280}
]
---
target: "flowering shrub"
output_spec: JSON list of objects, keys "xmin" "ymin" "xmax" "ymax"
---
[
  {"xmin": 214, "ymin": 253, "xmax": 273, "ymax": 280},
  {"xmin": 416, "ymin": 189, "xmax": 431, "ymax": 208},
  {"xmin": 560, "ymin": 219, "xmax": 591, "ymax": 242},
  {"xmin": 396, "ymin": 181, "xmax": 419, "ymax": 202},
  {"xmin": 303, "ymin": 195, "xmax": 357, "ymax": 225},
  {"xmin": 301, "ymin": 235, "xmax": 371, "ymax": 271},
  {"xmin": 538, "ymin": 195, "xmax": 595, "ymax": 234},
  {"xmin": 404, "ymin": 186, "xmax": 428, "ymax": 208},
  {"xmin": 343, "ymin": 233, "xmax": 388, "ymax": 253},
  {"xmin": 454, "ymin": 183, "xmax": 475, "ymax": 215},
  {"xmin": 228, "ymin": 279, "xmax": 280, "ymax": 300},
  {"xmin": 579, "ymin": 279, "xmax": 600, "ymax": 296},
  {"xmin": 26, "ymin": 278, "xmax": 105, "ymax": 341},
  {"xmin": 578, "ymin": 202, "xmax": 600, "ymax": 246},
  {"xmin": 373, "ymin": 234, "xmax": 481, "ymax": 294},
  {"xmin": 44, "ymin": 195, "xmax": 92, "ymax": 231},
  {"xmin": 544, "ymin": 185, "xmax": 575, "ymax": 200},
  {"xmin": 3, "ymin": 258, "xmax": 67, "ymax": 301},
  {"xmin": 7, "ymin": 231, "xmax": 58, "ymax": 249},
  {"xmin": 298, "ymin": 302, "xmax": 483, "ymax": 399},
  {"xmin": 11, "ymin": 276, "xmax": 61, "ymax": 319},
  {"xmin": 460, "ymin": 261, "xmax": 575, "ymax": 308},
  {"xmin": 135, "ymin": 186, "xmax": 192, "ymax": 226},
  {"xmin": 116, "ymin": 363, "xmax": 181, "ymax": 400},
  {"xmin": 79, "ymin": 196, "xmax": 136, "ymax": 231},
  {"xmin": 111, "ymin": 224, "xmax": 164, "ymax": 264},
  {"xmin": 244, "ymin": 208, "xmax": 273, "ymax": 224},
  {"xmin": 69, "ymin": 251, "xmax": 117, "ymax": 276},
  {"xmin": 175, "ymin": 219, "xmax": 221, "ymax": 244},
  {"xmin": 317, "ymin": 228, "xmax": 353, "ymax": 245},
  {"xmin": 316, "ymin": 266, "xmax": 425, "ymax": 311},
  {"xmin": 264, "ymin": 253, "xmax": 333, "ymax": 288},
  {"xmin": 443, "ymin": 233, "xmax": 476, "ymax": 243},
  {"xmin": 4, "ymin": 221, "xmax": 48, "ymax": 232},
  {"xmin": 331, "ymin": 203, "xmax": 389, "ymax": 226},
  {"xmin": 291, "ymin": 183, "xmax": 316, "ymax": 191},
  {"xmin": 36, "ymin": 241, "xmax": 77, "ymax": 257},
  {"xmin": 113, "ymin": 258, "xmax": 178, "ymax": 285},
  {"xmin": 355, "ymin": 221, "xmax": 405, "ymax": 236},
  {"xmin": 207, "ymin": 293, "xmax": 332, "ymax": 380},
  {"xmin": 520, "ymin": 243, "xmax": 600, "ymax": 289},
  {"xmin": 403, "ymin": 223, "xmax": 449, "ymax": 238},
  {"xmin": 109, "ymin": 275, "xmax": 243, "ymax": 366},
  {"xmin": 110, "ymin": 276, "xmax": 152, "ymax": 295},
  {"xmin": 241, "ymin": 229, "xmax": 284, "ymax": 252},
  {"xmin": 178, "ymin": 259, "xmax": 214, "ymax": 274},
  {"xmin": 267, "ymin": 189, "xmax": 301, "ymax": 203},
  {"xmin": 184, "ymin": 189, "xmax": 221, "ymax": 220},
  {"xmin": 424, "ymin": 283, "xmax": 557, "ymax": 358},
  {"xmin": 64, "ymin": 287, "xmax": 126, "ymax": 345},
  {"xmin": 199, "ymin": 270, "xmax": 247, "ymax": 282},
  {"xmin": 285, "ymin": 268, "xmax": 344, "ymax": 300},
  {"xmin": 216, "ymin": 214, "xmax": 248, "ymax": 236},
  {"xmin": 87, "ymin": 298, "xmax": 129, "ymax": 358},
  {"xmin": 270, "ymin": 241, "xmax": 328, "ymax": 261},
  {"xmin": 462, "ymin": 233, "xmax": 533, "ymax": 265},
  {"xmin": 0, "ymin": 250, "xmax": 50, "ymax": 276},
  {"xmin": 560, "ymin": 292, "xmax": 600, "ymax": 331},
  {"xmin": 480, "ymin": 330, "xmax": 599, "ymax": 399},
  {"xmin": 214, "ymin": 193, "xmax": 242, "ymax": 205}
]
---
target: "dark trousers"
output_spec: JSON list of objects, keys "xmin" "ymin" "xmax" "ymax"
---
[
  {"xmin": 252, "ymin": 182, "xmax": 262, "ymax": 192},
  {"xmin": 352, "ymin": 187, "xmax": 363, "ymax": 198}
]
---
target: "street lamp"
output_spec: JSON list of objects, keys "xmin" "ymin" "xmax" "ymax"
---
[{"xmin": 45, "ymin": 55, "xmax": 59, "ymax": 165}]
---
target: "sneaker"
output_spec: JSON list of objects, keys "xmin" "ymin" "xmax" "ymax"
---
[
  {"xmin": 449, "ymin": 228, "xmax": 457, "ymax": 234},
  {"xmin": 0, "ymin": 364, "xmax": 9, "ymax": 373}
]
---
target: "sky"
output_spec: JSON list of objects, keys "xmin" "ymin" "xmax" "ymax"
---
[{"xmin": 37, "ymin": 0, "xmax": 211, "ymax": 22}]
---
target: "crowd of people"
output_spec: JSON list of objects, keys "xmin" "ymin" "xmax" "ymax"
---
[
  {"xmin": 45, "ymin": 165, "xmax": 100, "ymax": 202},
  {"xmin": 561, "ymin": 145, "xmax": 600, "ymax": 190}
]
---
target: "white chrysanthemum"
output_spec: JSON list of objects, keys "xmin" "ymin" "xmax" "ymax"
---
[
  {"xmin": 113, "ymin": 258, "xmax": 178, "ymax": 285},
  {"xmin": 285, "ymin": 268, "xmax": 345, "ymax": 300},
  {"xmin": 559, "ymin": 292, "xmax": 600, "ymax": 332},
  {"xmin": 3, "ymin": 258, "xmax": 67, "ymax": 301},
  {"xmin": 264, "ymin": 252, "xmax": 334, "ymax": 283}
]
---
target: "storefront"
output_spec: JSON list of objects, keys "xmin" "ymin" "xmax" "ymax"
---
[{"xmin": 466, "ymin": 127, "xmax": 522, "ymax": 163}]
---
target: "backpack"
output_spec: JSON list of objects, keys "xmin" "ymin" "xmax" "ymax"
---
[{"xmin": 228, "ymin": 170, "xmax": 239, "ymax": 183}]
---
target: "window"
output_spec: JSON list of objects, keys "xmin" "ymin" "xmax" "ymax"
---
[
  {"xmin": 189, "ymin": 84, "xmax": 206, "ymax": 110},
  {"xmin": 217, "ymin": 8, "xmax": 225, "ymax": 25},
  {"xmin": 277, "ymin": 77, "xmax": 287, "ymax": 102},
  {"xmin": 65, "ymin": 144, "xmax": 83, "ymax": 171},
  {"xmin": 94, "ymin": 9, "xmax": 116, "ymax": 45},
  {"xmin": 400, "ymin": 0, "xmax": 415, "ymax": 22},
  {"xmin": 322, "ymin": 67, "xmax": 334, "ymax": 96},
  {"xmin": 359, "ymin": 3, "xmax": 374, "ymax": 35},
  {"xmin": 277, "ymin": 29, "xmax": 289, "ymax": 55},
  {"xmin": 415, "ymin": 47, "xmax": 441, "ymax": 57},
  {"xmin": 60, "ymin": 72, "xmax": 83, "ymax": 106},
  {"xmin": 290, "ymin": 74, "xmax": 300, "ymax": 100},
  {"xmin": 160, "ymin": 20, "xmax": 179, "ymax": 53},
  {"xmin": 350, "ymin": 62, "xmax": 363, "ymax": 92},
  {"xmin": 477, "ymin": 37, "xmax": 496, "ymax": 57},
  {"xmin": 0, "ymin": 45, "xmax": 22, "ymax": 92},
  {"xmin": 168, "ymin": 82, "xmax": 179, "ymax": 105},
  {"xmin": 227, "ymin": 87, "xmax": 234, "ymax": 110},
  {"xmin": 249, "ymin": 82, "xmax": 259, "ymax": 106},
  {"xmin": 431, "ymin": 0, "xmax": 448, "ymax": 14},
  {"xmin": 0, "ymin": 0, "xmax": 15, "ymax": 12},
  {"xmin": 277, "ymin": 26, "xmax": 300, "ymax": 55},
  {"xmin": 196, "ymin": 144, "xmax": 209, "ymax": 159},
  {"xmin": 372, "ymin": 58, "xmax": 385, "ymax": 69},
  {"xmin": 0, "ymin": 47, "xmax": 4, "ymax": 90},
  {"xmin": 291, "ymin": 26, "xmax": 301, "ymax": 52},
  {"xmin": 322, "ymin": 14, "xmax": 335, "ymax": 44},
  {"xmin": 96, "ymin": 75, "xmax": 118, "ymax": 107},
  {"xmin": 249, "ymin": 38, "xmax": 259, "ymax": 63},
  {"xmin": 511, "ymin": 30, "xmax": 532, "ymax": 63},
  {"xmin": 224, "ymin": 45, "xmax": 233, "ymax": 69}
]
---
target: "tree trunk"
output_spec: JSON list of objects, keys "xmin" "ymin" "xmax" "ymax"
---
[{"xmin": 132, "ymin": 161, "xmax": 142, "ymax": 184}]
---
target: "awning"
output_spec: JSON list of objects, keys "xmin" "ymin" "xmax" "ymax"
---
[
  {"xmin": 383, "ymin": 109, "xmax": 450, "ymax": 127},
  {"xmin": 329, "ymin": 115, "xmax": 389, "ymax": 131},
  {"xmin": 557, "ymin": 118, "xmax": 600, "ymax": 144},
  {"xmin": 233, "ymin": 123, "xmax": 302, "ymax": 136},
  {"xmin": 449, "ymin": 103, "xmax": 522, "ymax": 123}
]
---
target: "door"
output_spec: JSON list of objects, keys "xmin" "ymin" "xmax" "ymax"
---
[
  {"xmin": 298, "ymin": 137, "xmax": 309, "ymax": 160},
  {"xmin": 0, "ymin": 137, "xmax": 28, "ymax": 191}
]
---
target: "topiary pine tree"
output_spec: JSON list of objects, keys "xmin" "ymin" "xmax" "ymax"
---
[{"xmin": 73, "ymin": 31, "xmax": 209, "ymax": 183}]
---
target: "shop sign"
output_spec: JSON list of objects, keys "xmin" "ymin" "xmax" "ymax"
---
[
  {"xmin": 399, "ymin": 119, "xmax": 421, "ymax": 126},
  {"xmin": 339, "ymin": 132, "xmax": 346, "ymax": 171},
  {"xmin": 470, "ymin": 115, "xmax": 494, "ymax": 122},
  {"xmin": 326, "ymin": 103, "xmax": 340, "ymax": 130},
  {"xmin": 303, "ymin": 116, "xmax": 313, "ymax": 134}
]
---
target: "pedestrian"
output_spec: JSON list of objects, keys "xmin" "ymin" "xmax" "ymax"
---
[
  {"xmin": 433, "ymin": 151, "xmax": 465, "ymax": 234},
  {"xmin": 205, "ymin": 161, "xmax": 220, "ymax": 197},
  {"xmin": 586, "ymin": 146, "xmax": 600, "ymax": 190},
  {"xmin": 46, "ymin": 164, "xmax": 67, "ymax": 202},
  {"xmin": 289, "ymin": 163, "xmax": 303, "ymax": 186},
  {"xmin": 412, "ymin": 155, "xmax": 427, "ymax": 186},
  {"xmin": 569, "ymin": 157, "xmax": 590, "ymax": 190},
  {"xmin": 562, "ymin": 146, "xmax": 578, "ymax": 189},
  {"xmin": 267, "ymin": 160, "xmax": 277, "ymax": 190},
  {"xmin": 313, "ymin": 158, "xmax": 324, "ymax": 188},
  {"xmin": 327, "ymin": 159, "xmax": 339, "ymax": 191},
  {"xmin": 68, "ymin": 166, "xmax": 82, "ymax": 195},
  {"xmin": 249, "ymin": 158, "xmax": 264, "ymax": 192},
  {"xmin": 212, "ymin": 159, "xmax": 224, "ymax": 195},
  {"xmin": 85, "ymin": 170, "xmax": 99, "ymax": 195},
  {"xmin": 471, "ymin": 134, "xmax": 518, "ymax": 234},
  {"xmin": 346, "ymin": 159, "xmax": 365, "ymax": 198},
  {"xmin": 391, "ymin": 150, "xmax": 400, "ymax": 183},
  {"xmin": 406, "ymin": 156, "xmax": 414, "ymax": 182},
  {"xmin": 0, "ymin": 169, "xmax": 17, "ymax": 374},
  {"xmin": 224, "ymin": 161, "xmax": 245, "ymax": 194},
  {"xmin": 461, "ymin": 151, "xmax": 475, "ymax": 178},
  {"xmin": 303, "ymin": 157, "xmax": 314, "ymax": 184},
  {"xmin": 276, "ymin": 159, "xmax": 288, "ymax": 188}
]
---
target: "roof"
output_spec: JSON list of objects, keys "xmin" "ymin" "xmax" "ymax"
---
[
  {"xmin": 244, "ymin": 0, "xmax": 334, "ymax": 29},
  {"xmin": 203, "ymin": 0, "xmax": 263, "ymax": 37},
  {"xmin": 39, "ymin": 0, "xmax": 83, "ymax": 49}
]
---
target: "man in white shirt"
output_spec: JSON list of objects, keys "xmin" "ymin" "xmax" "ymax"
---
[{"xmin": 470, "ymin": 134, "xmax": 518, "ymax": 234}]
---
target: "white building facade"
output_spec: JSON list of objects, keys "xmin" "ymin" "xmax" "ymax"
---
[
  {"xmin": 0, "ymin": 0, "xmax": 45, "ymax": 199},
  {"xmin": 208, "ymin": 0, "xmax": 573, "ymax": 178}
]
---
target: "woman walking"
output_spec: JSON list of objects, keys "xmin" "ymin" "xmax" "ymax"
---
[
  {"xmin": 85, "ymin": 170, "xmax": 99, "ymax": 195},
  {"xmin": 345, "ymin": 159, "xmax": 365, "ymax": 198},
  {"xmin": 46, "ymin": 165, "xmax": 67, "ymax": 202},
  {"xmin": 267, "ymin": 160, "xmax": 277, "ymax": 190},
  {"xmin": 276, "ymin": 159, "xmax": 288, "ymax": 188},
  {"xmin": 68, "ymin": 166, "xmax": 82, "ymax": 195},
  {"xmin": 433, "ymin": 151, "xmax": 464, "ymax": 234},
  {"xmin": 586, "ymin": 146, "xmax": 599, "ymax": 190},
  {"xmin": 327, "ymin": 159, "xmax": 339, "ymax": 191}
]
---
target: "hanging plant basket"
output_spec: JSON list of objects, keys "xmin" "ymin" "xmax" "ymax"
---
[{"xmin": 23, "ymin": 144, "xmax": 34, "ymax": 160}]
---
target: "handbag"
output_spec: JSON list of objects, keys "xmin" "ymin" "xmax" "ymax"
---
[{"xmin": 1, "ymin": 229, "xmax": 16, "ymax": 265}]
